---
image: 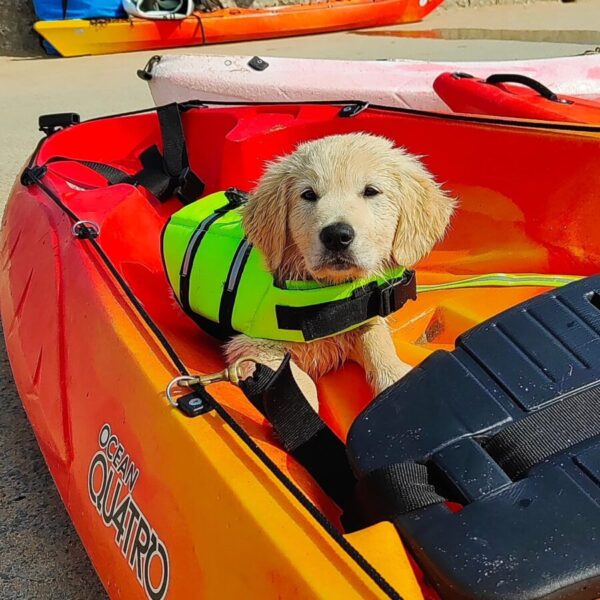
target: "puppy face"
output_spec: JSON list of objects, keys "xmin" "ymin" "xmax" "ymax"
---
[{"xmin": 244, "ymin": 133, "xmax": 455, "ymax": 283}]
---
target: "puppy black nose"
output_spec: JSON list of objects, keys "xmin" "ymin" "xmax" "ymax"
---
[{"xmin": 319, "ymin": 222, "xmax": 355, "ymax": 252}]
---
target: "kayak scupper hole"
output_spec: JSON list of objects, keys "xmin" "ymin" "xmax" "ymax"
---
[
  {"xmin": 413, "ymin": 306, "xmax": 478, "ymax": 346},
  {"xmin": 586, "ymin": 291, "xmax": 600, "ymax": 312}
]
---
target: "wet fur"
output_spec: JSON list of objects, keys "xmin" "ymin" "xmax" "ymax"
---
[{"xmin": 225, "ymin": 133, "xmax": 455, "ymax": 409}]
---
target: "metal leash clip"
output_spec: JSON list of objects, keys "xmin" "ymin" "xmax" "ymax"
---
[{"xmin": 165, "ymin": 356, "xmax": 260, "ymax": 407}]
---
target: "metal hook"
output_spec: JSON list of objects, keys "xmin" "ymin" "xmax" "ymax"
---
[
  {"xmin": 165, "ymin": 356, "xmax": 261, "ymax": 407},
  {"xmin": 72, "ymin": 220, "xmax": 100, "ymax": 239}
]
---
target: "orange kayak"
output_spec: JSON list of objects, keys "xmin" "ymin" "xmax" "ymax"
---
[
  {"xmin": 33, "ymin": 0, "xmax": 443, "ymax": 57},
  {"xmin": 434, "ymin": 72, "xmax": 600, "ymax": 124},
  {"xmin": 3, "ymin": 102, "xmax": 600, "ymax": 599}
]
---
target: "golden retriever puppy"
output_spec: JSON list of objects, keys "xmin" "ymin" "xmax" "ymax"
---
[{"xmin": 226, "ymin": 133, "xmax": 455, "ymax": 409}]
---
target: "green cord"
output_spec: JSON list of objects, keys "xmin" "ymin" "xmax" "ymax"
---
[{"xmin": 417, "ymin": 273, "xmax": 582, "ymax": 293}]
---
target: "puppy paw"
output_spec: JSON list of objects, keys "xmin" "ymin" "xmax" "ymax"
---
[{"xmin": 371, "ymin": 362, "xmax": 412, "ymax": 395}]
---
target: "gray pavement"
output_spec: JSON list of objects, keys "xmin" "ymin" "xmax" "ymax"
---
[
  {"xmin": 0, "ymin": 0, "xmax": 599, "ymax": 597},
  {"xmin": 0, "ymin": 330, "xmax": 107, "ymax": 599}
]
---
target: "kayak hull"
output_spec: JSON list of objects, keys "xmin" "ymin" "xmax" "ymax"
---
[
  {"xmin": 1, "ymin": 173, "xmax": 422, "ymax": 600},
  {"xmin": 33, "ymin": 0, "xmax": 443, "ymax": 57},
  {"xmin": 4, "ymin": 102, "xmax": 600, "ymax": 598},
  {"xmin": 147, "ymin": 53, "xmax": 600, "ymax": 112}
]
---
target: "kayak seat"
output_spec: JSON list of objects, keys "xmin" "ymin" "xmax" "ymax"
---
[{"xmin": 347, "ymin": 275, "xmax": 600, "ymax": 600}]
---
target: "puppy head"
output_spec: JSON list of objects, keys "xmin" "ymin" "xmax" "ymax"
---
[{"xmin": 244, "ymin": 133, "xmax": 455, "ymax": 283}]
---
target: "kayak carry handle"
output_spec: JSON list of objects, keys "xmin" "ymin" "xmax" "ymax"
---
[{"xmin": 485, "ymin": 73, "xmax": 572, "ymax": 104}]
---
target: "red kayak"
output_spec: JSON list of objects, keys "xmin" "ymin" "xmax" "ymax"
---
[{"xmin": 434, "ymin": 72, "xmax": 600, "ymax": 124}]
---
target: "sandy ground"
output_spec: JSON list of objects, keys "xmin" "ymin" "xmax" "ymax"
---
[{"xmin": 0, "ymin": 1, "xmax": 599, "ymax": 598}]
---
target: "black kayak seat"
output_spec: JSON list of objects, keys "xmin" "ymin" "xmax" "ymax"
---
[{"xmin": 347, "ymin": 275, "xmax": 600, "ymax": 600}]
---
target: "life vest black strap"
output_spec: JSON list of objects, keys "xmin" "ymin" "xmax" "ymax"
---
[
  {"xmin": 276, "ymin": 270, "xmax": 417, "ymax": 341},
  {"xmin": 239, "ymin": 355, "xmax": 357, "ymax": 508},
  {"xmin": 41, "ymin": 104, "xmax": 204, "ymax": 204}
]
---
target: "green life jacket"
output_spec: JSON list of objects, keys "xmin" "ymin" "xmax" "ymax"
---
[{"xmin": 161, "ymin": 190, "xmax": 417, "ymax": 342}]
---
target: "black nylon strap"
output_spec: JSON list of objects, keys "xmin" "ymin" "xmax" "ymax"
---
[
  {"xmin": 353, "ymin": 462, "xmax": 445, "ymax": 523},
  {"xmin": 239, "ymin": 355, "xmax": 357, "ymax": 507},
  {"xmin": 157, "ymin": 104, "xmax": 188, "ymax": 177},
  {"xmin": 43, "ymin": 105, "xmax": 204, "ymax": 204},
  {"xmin": 134, "ymin": 145, "xmax": 174, "ymax": 200},
  {"xmin": 141, "ymin": 104, "xmax": 204, "ymax": 203},
  {"xmin": 276, "ymin": 270, "xmax": 416, "ymax": 341},
  {"xmin": 44, "ymin": 156, "xmax": 134, "ymax": 185},
  {"xmin": 484, "ymin": 383, "xmax": 600, "ymax": 478}
]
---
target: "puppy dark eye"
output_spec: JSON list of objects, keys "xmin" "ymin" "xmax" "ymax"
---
[
  {"xmin": 363, "ymin": 185, "xmax": 380, "ymax": 198},
  {"xmin": 301, "ymin": 188, "xmax": 318, "ymax": 202}
]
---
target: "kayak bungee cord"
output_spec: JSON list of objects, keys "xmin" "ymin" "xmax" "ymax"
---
[
  {"xmin": 417, "ymin": 273, "xmax": 581, "ymax": 293},
  {"xmin": 22, "ymin": 164, "xmax": 404, "ymax": 600},
  {"xmin": 77, "ymin": 98, "xmax": 600, "ymax": 135}
]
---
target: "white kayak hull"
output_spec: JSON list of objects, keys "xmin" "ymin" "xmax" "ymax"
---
[{"xmin": 147, "ymin": 53, "xmax": 600, "ymax": 112}]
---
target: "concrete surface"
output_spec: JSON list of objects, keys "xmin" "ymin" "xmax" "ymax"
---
[
  {"xmin": 0, "ymin": 1, "xmax": 599, "ymax": 598},
  {"xmin": 0, "ymin": 329, "xmax": 107, "ymax": 599}
]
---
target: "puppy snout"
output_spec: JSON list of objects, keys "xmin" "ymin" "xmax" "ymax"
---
[{"xmin": 319, "ymin": 222, "xmax": 355, "ymax": 252}]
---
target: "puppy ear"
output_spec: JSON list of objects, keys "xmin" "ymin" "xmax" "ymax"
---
[
  {"xmin": 391, "ymin": 154, "xmax": 456, "ymax": 267},
  {"xmin": 243, "ymin": 159, "xmax": 292, "ymax": 272}
]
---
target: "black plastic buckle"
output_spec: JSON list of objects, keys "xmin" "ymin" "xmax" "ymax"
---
[
  {"xmin": 177, "ymin": 391, "xmax": 213, "ymax": 417},
  {"xmin": 378, "ymin": 270, "xmax": 417, "ymax": 316},
  {"xmin": 137, "ymin": 55, "xmax": 162, "ymax": 81},
  {"xmin": 224, "ymin": 187, "xmax": 249, "ymax": 207},
  {"xmin": 20, "ymin": 165, "xmax": 48, "ymax": 186},
  {"xmin": 452, "ymin": 72, "xmax": 475, "ymax": 79},
  {"xmin": 247, "ymin": 56, "xmax": 269, "ymax": 71},
  {"xmin": 174, "ymin": 167, "xmax": 205, "ymax": 205},
  {"xmin": 39, "ymin": 113, "xmax": 80, "ymax": 136},
  {"xmin": 339, "ymin": 102, "xmax": 369, "ymax": 118}
]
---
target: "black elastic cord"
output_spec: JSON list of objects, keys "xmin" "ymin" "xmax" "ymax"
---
[
  {"xmin": 29, "ymin": 172, "xmax": 188, "ymax": 374},
  {"xmin": 77, "ymin": 99, "xmax": 600, "ymax": 136},
  {"xmin": 26, "ymin": 165, "xmax": 402, "ymax": 600},
  {"xmin": 484, "ymin": 383, "xmax": 600, "ymax": 478}
]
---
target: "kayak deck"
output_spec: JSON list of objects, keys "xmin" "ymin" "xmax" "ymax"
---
[
  {"xmin": 32, "ymin": 103, "xmax": 600, "ymax": 441},
  {"xmin": 34, "ymin": 0, "xmax": 443, "ymax": 57}
]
